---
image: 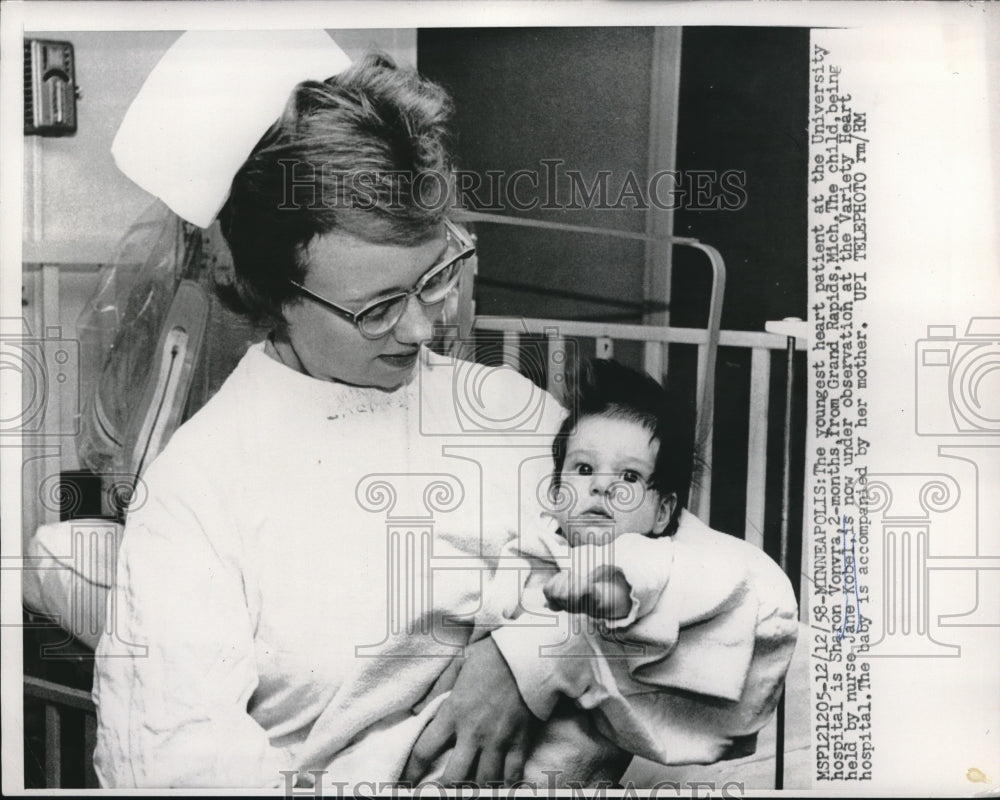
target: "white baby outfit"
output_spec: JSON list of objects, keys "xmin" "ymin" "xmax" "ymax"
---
[{"xmin": 485, "ymin": 511, "xmax": 798, "ymax": 770}]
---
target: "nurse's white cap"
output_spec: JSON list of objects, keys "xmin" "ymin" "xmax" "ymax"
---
[{"xmin": 112, "ymin": 30, "xmax": 352, "ymax": 228}]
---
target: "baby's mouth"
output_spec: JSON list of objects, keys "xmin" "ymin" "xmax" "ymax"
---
[{"xmin": 564, "ymin": 511, "xmax": 617, "ymax": 547}]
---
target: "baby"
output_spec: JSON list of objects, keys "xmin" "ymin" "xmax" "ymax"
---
[
  {"xmin": 540, "ymin": 357, "xmax": 689, "ymax": 622},
  {"xmin": 482, "ymin": 358, "xmax": 799, "ymax": 778}
]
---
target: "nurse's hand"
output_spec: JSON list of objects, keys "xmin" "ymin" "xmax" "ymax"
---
[{"xmin": 402, "ymin": 636, "xmax": 536, "ymax": 786}]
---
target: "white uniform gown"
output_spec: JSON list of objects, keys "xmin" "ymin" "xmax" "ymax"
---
[{"xmin": 93, "ymin": 344, "xmax": 564, "ymax": 787}]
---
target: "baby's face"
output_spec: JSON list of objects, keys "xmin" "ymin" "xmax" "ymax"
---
[{"xmin": 554, "ymin": 415, "xmax": 674, "ymax": 546}]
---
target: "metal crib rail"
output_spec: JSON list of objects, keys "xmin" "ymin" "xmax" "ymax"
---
[
  {"xmin": 470, "ymin": 317, "xmax": 809, "ymax": 789},
  {"xmin": 24, "ymin": 675, "xmax": 98, "ymax": 788},
  {"xmin": 452, "ymin": 209, "xmax": 726, "ymax": 519}
]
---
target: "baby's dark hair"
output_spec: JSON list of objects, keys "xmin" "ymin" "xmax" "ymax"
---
[{"xmin": 551, "ymin": 358, "xmax": 697, "ymax": 537}]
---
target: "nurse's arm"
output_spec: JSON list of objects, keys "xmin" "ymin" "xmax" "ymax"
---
[{"xmin": 93, "ymin": 466, "xmax": 293, "ymax": 788}]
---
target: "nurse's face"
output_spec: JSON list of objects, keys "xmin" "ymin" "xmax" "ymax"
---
[{"xmin": 281, "ymin": 227, "xmax": 449, "ymax": 390}]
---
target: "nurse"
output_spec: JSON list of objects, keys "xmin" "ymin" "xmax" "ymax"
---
[{"xmin": 93, "ymin": 31, "xmax": 571, "ymax": 788}]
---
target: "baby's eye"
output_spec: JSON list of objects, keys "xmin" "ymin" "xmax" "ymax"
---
[
  {"xmin": 621, "ymin": 470, "xmax": 641, "ymax": 484},
  {"xmin": 575, "ymin": 463, "xmax": 593, "ymax": 476}
]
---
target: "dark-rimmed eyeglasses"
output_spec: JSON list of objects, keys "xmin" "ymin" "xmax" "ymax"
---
[{"xmin": 288, "ymin": 219, "xmax": 475, "ymax": 339}]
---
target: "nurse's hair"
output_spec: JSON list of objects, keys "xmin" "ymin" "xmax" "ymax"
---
[
  {"xmin": 550, "ymin": 358, "xmax": 699, "ymax": 537},
  {"xmin": 218, "ymin": 52, "xmax": 455, "ymax": 327}
]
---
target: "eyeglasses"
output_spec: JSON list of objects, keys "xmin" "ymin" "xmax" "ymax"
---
[{"xmin": 288, "ymin": 219, "xmax": 476, "ymax": 339}]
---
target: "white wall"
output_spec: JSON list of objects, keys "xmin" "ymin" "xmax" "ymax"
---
[{"xmin": 24, "ymin": 29, "xmax": 418, "ymax": 257}]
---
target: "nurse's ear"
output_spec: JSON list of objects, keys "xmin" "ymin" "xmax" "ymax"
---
[{"xmin": 650, "ymin": 492, "xmax": 677, "ymax": 536}]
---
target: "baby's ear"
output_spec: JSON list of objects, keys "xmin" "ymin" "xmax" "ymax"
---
[{"xmin": 651, "ymin": 492, "xmax": 677, "ymax": 535}]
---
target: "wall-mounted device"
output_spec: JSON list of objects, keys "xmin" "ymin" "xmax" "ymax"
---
[{"xmin": 24, "ymin": 38, "xmax": 78, "ymax": 136}]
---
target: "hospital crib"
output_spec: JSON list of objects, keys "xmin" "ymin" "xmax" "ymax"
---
[{"xmin": 20, "ymin": 211, "xmax": 809, "ymax": 789}]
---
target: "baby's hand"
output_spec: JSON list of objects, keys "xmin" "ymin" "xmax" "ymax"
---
[{"xmin": 543, "ymin": 563, "xmax": 634, "ymax": 620}]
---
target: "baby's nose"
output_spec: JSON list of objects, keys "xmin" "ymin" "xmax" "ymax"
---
[{"xmin": 589, "ymin": 473, "xmax": 613, "ymax": 494}]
